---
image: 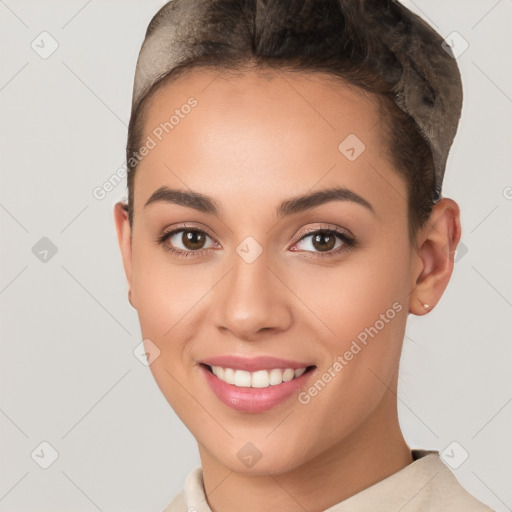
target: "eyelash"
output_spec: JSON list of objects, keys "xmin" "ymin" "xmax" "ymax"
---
[{"xmin": 155, "ymin": 223, "xmax": 357, "ymax": 260}]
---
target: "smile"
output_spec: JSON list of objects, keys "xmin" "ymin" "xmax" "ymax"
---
[
  {"xmin": 207, "ymin": 365, "xmax": 310, "ymax": 388},
  {"xmin": 200, "ymin": 362, "xmax": 317, "ymax": 413}
]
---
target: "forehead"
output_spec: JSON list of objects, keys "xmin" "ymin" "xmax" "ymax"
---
[
  {"xmin": 133, "ymin": 66, "xmax": 405, "ymax": 220},
  {"xmin": 142, "ymin": 66, "xmax": 384, "ymax": 147}
]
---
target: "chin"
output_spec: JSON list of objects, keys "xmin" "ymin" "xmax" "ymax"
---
[{"xmin": 199, "ymin": 433, "xmax": 314, "ymax": 475}]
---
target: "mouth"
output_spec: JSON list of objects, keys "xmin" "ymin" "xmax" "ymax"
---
[
  {"xmin": 200, "ymin": 363, "xmax": 316, "ymax": 388},
  {"xmin": 199, "ymin": 363, "xmax": 317, "ymax": 413}
]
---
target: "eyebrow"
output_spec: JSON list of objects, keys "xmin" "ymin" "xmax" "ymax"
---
[{"xmin": 144, "ymin": 185, "xmax": 375, "ymax": 217}]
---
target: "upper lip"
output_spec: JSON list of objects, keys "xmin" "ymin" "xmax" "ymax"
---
[{"xmin": 200, "ymin": 355, "xmax": 315, "ymax": 372}]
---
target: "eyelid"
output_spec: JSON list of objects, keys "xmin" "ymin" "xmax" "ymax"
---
[
  {"xmin": 161, "ymin": 222, "xmax": 216, "ymax": 240},
  {"xmin": 157, "ymin": 222, "xmax": 356, "ymax": 257},
  {"xmin": 155, "ymin": 223, "xmax": 219, "ymax": 256},
  {"xmin": 160, "ymin": 222, "xmax": 351, "ymax": 243},
  {"xmin": 293, "ymin": 223, "xmax": 354, "ymax": 242},
  {"xmin": 288, "ymin": 224, "xmax": 356, "ymax": 258}
]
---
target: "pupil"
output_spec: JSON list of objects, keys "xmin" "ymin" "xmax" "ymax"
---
[
  {"xmin": 312, "ymin": 233, "xmax": 335, "ymax": 252},
  {"xmin": 183, "ymin": 230, "xmax": 205, "ymax": 250}
]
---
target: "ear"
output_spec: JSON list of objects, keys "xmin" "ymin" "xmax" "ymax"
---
[
  {"xmin": 408, "ymin": 198, "xmax": 462, "ymax": 315},
  {"xmin": 113, "ymin": 201, "xmax": 135, "ymax": 309}
]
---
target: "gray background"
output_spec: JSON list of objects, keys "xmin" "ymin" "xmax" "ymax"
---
[{"xmin": 0, "ymin": 0, "xmax": 510, "ymax": 510}]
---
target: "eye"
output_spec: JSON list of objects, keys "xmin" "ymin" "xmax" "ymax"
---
[
  {"xmin": 156, "ymin": 225, "xmax": 218, "ymax": 257},
  {"xmin": 290, "ymin": 226, "xmax": 356, "ymax": 257},
  {"xmin": 156, "ymin": 223, "xmax": 357, "ymax": 259}
]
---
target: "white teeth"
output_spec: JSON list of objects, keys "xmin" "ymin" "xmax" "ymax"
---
[
  {"xmin": 251, "ymin": 370, "xmax": 270, "ymax": 388},
  {"xmin": 209, "ymin": 365, "xmax": 309, "ymax": 388},
  {"xmin": 234, "ymin": 370, "xmax": 251, "ymax": 387},
  {"xmin": 283, "ymin": 369, "xmax": 295, "ymax": 382},
  {"xmin": 269, "ymin": 368, "xmax": 283, "ymax": 385},
  {"xmin": 223, "ymin": 367, "xmax": 235, "ymax": 384}
]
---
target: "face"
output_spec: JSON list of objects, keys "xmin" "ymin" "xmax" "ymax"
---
[{"xmin": 118, "ymin": 67, "xmax": 421, "ymax": 474}]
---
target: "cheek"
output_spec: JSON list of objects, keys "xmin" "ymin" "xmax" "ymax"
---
[
  {"xmin": 291, "ymin": 241, "xmax": 411, "ymax": 342},
  {"xmin": 130, "ymin": 241, "xmax": 200, "ymax": 333},
  {"xmin": 289, "ymin": 237, "xmax": 411, "ymax": 409},
  {"xmin": 131, "ymin": 245, "xmax": 204, "ymax": 421}
]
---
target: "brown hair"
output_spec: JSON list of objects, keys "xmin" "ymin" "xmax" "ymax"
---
[{"xmin": 126, "ymin": 0, "xmax": 438, "ymax": 241}]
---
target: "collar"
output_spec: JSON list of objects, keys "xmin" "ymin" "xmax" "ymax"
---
[{"xmin": 177, "ymin": 449, "xmax": 490, "ymax": 512}]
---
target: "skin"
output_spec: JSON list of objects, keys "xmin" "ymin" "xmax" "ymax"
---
[{"xmin": 114, "ymin": 67, "xmax": 461, "ymax": 512}]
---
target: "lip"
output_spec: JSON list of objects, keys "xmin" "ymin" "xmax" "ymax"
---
[
  {"xmin": 199, "ymin": 362, "xmax": 316, "ymax": 413},
  {"xmin": 200, "ymin": 355, "xmax": 314, "ymax": 372}
]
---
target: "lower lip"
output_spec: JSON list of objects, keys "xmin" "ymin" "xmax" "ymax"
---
[{"xmin": 200, "ymin": 364, "xmax": 315, "ymax": 413}]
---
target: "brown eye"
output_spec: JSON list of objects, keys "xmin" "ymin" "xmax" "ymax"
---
[
  {"xmin": 311, "ymin": 232, "xmax": 336, "ymax": 252},
  {"xmin": 160, "ymin": 228, "xmax": 216, "ymax": 254},
  {"xmin": 292, "ymin": 229, "xmax": 354, "ymax": 256},
  {"xmin": 181, "ymin": 230, "xmax": 207, "ymax": 250}
]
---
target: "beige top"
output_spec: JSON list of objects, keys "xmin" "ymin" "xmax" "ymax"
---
[{"xmin": 162, "ymin": 449, "xmax": 494, "ymax": 512}]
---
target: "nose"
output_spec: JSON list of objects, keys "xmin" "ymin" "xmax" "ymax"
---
[{"xmin": 211, "ymin": 248, "xmax": 293, "ymax": 342}]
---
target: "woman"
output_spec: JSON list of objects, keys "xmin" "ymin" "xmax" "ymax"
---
[{"xmin": 114, "ymin": 0, "xmax": 494, "ymax": 510}]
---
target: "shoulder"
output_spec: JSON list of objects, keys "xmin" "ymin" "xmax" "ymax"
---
[
  {"xmin": 328, "ymin": 450, "xmax": 496, "ymax": 512},
  {"xmin": 161, "ymin": 466, "xmax": 204, "ymax": 512},
  {"xmin": 428, "ymin": 466, "xmax": 495, "ymax": 511},
  {"xmin": 408, "ymin": 450, "xmax": 495, "ymax": 512},
  {"xmin": 161, "ymin": 488, "xmax": 187, "ymax": 512}
]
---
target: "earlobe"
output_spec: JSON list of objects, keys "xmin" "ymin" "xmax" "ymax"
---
[
  {"xmin": 113, "ymin": 201, "xmax": 135, "ymax": 308},
  {"xmin": 409, "ymin": 198, "xmax": 461, "ymax": 316}
]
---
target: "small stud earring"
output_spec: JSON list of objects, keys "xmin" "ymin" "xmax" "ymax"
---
[{"xmin": 423, "ymin": 303, "xmax": 430, "ymax": 310}]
